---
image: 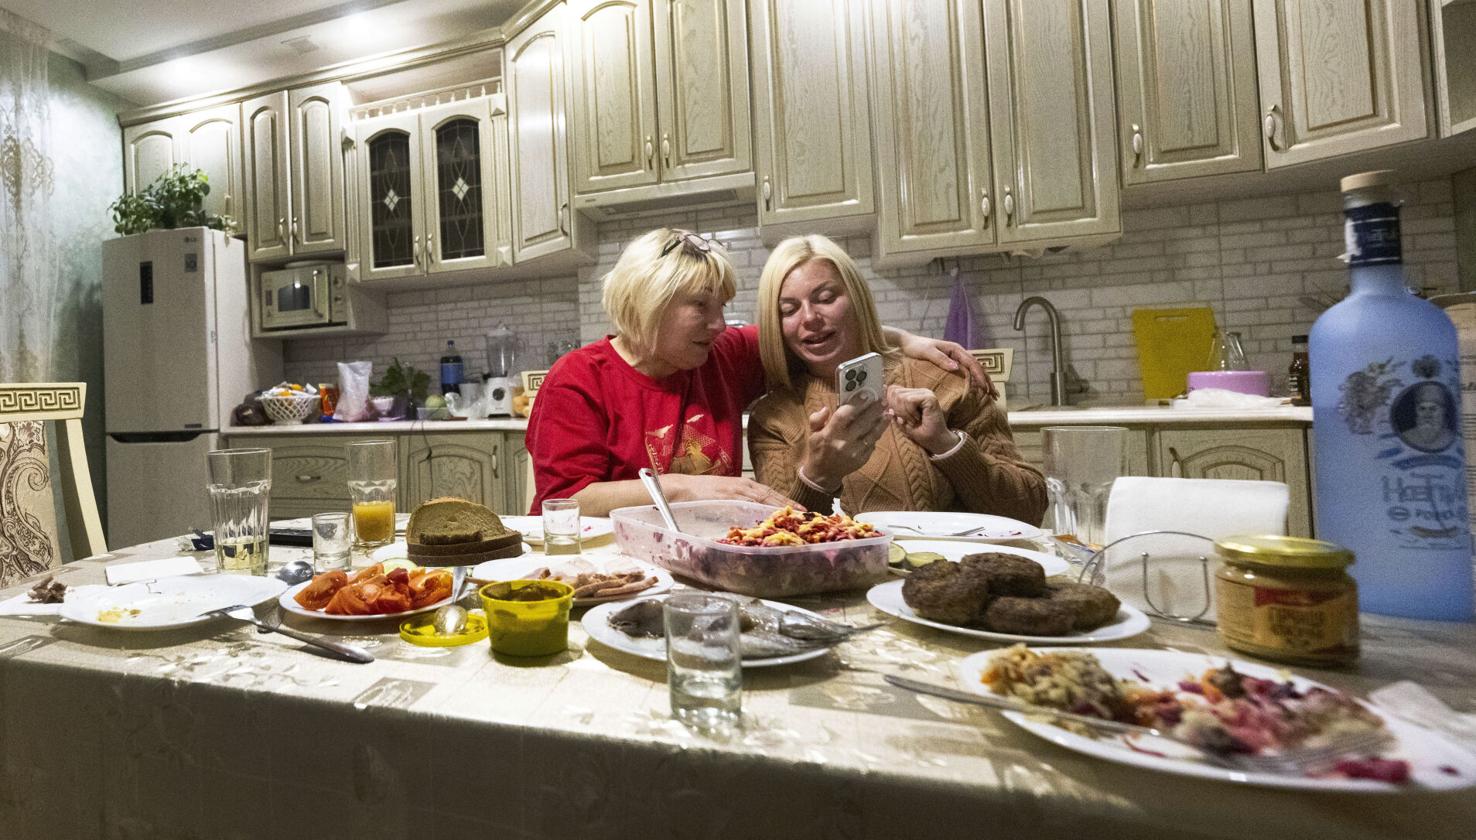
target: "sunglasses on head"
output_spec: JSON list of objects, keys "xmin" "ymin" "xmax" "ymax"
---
[{"xmin": 660, "ymin": 230, "xmax": 726, "ymax": 258}]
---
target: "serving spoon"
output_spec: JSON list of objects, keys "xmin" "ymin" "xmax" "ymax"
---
[{"xmin": 638, "ymin": 467, "xmax": 683, "ymax": 532}]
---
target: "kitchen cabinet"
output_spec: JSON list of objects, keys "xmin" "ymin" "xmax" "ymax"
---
[
  {"xmin": 507, "ymin": 432, "xmax": 533, "ymax": 515},
  {"xmin": 1113, "ymin": 0, "xmax": 1263, "ymax": 184},
  {"xmin": 1011, "ymin": 428, "xmax": 1153, "ymax": 478},
  {"xmin": 1431, "ymin": 0, "xmax": 1476, "ymax": 137},
  {"xmin": 123, "ymin": 104, "xmax": 242, "ymax": 222},
  {"xmin": 1251, "ymin": 0, "xmax": 1427, "ymax": 168},
  {"xmin": 241, "ymin": 82, "xmax": 349, "ymax": 263},
  {"xmin": 353, "ymin": 95, "xmax": 511, "ymax": 282},
  {"xmin": 400, "ymin": 433, "xmax": 507, "ymax": 512},
  {"xmin": 227, "ymin": 434, "xmax": 398, "ymax": 519},
  {"xmin": 1155, "ymin": 427, "xmax": 1311, "ymax": 536},
  {"xmin": 750, "ymin": 0, "xmax": 874, "ymax": 229},
  {"xmin": 568, "ymin": 0, "xmax": 751, "ymax": 202}
]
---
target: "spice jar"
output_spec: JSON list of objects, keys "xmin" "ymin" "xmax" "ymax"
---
[{"xmin": 1213, "ymin": 535, "xmax": 1359, "ymax": 666}]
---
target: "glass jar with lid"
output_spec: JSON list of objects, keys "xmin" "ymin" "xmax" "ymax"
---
[{"xmin": 1213, "ymin": 535, "xmax": 1359, "ymax": 666}]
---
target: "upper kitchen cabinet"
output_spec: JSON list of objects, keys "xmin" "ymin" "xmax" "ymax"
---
[
  {"xmin": 1113, "ymin": 0, "xmax": 1263, "ymax": 184},
  {"xmin": 869, "ymin": 0, "xmax": 995, "ymax": 258},
  {"xmin": 241, "ymin": 82, "xmax": 350, "ymax": 263},
  {"xmin": 354, "ymin": 111, "xmax": 424, "ymax": 282},
  {"xmin": 122, "ymin": 120, "xmax": 180, "ymax": 196},
  {"xmin": 123, "ymin": 104, "xmax": 242, "ymax": 222},
  {"xmin": 1252, "ymin": 0, "xmax": 1427, "ymax": 168},
  {"xmin": 750, "ymin": 0, "xmax": 875, "ymax": 230},
  {"xmin": 982, "ymin": 0, "xmax": 1120, "ymax": 245},
  {"xmin": 569, "ymin": 0, "xmax": 752, "ymax": 207},
  {"xmin": 1430, "ymin": 0, "xmax": 1476, "ymax": 137},
  {"xmin": 505, "ymin": 3, "xmax": 595, "ymax": 262}
]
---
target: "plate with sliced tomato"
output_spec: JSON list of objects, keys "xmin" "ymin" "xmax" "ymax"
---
[{"xmin": 279, "ymin": 562, "xmax": 455, "ymax": 621}]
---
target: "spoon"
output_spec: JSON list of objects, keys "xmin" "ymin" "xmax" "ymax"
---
[
  {"xmin": 275, "ymin": 559, "xmax": 315, "ymax": 586},
  {"xmin": 432, "ymin": 566, "xmax": 469, "ymax": 636},
  {"xmin": 637, "ymin": 467, "xmax": 683, "ymax": 532}
]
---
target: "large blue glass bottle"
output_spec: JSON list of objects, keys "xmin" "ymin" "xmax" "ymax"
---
[{"xmin": 1310, "ymin": 171, "xmax": 1473, "ymax": 620}]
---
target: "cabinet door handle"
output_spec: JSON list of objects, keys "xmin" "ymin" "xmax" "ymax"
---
[
  {"xmin": 979, "ymin": 188, "xmax": 991, "ymax": 226},
  {"xmin": 661, "ymin": 132, "xmax": 671, "ymax": 167},
  {"xmin": 491, "ymin": 444, "xmax": 499, "ymax": 480},
  {"xmin": 224, "ymin": 193, "xmax": 232, "ymax": 216},
  {"xmin": 559, "ymin": 202, "xmax": 569, "ymax": 235},
  {"xmin": 1002, "ymin": 187, "xmax": 1015, "ymax": 225},
  {"xmin": 277, "ymin": 217, "xmax": 285, "ymax": 243},
  {"xmin": 761, "ymin": 176, "xmax": 772, "ymax": 210},
  {"xmin": 294, "ymin": 474, "xmax": 321, "ymax": 483},
  {"xmin": 1130, "ymin": 123, "xmax": 1144, "ymax": 165},
  {"xmin": 291, "ymin": 216, "xmax": 299, "ymax": 244},
  {"xmin": 1168, "ymin": 446, "xmax": 1184, "ymax": 478},
  {"xmin": 413, "ymin": 234, "xmax": 421, "ymax": 269},
  {"xmin": 644, "ymin": 135, "xmax": 654, "ymax": 166},
  {"xmin": 1263, "ymin": 105, "xmax": 1282, "ymax": 151},
  {"xmin": 426, "ymin": 232, "xmax": 435, "ymax": 267}
]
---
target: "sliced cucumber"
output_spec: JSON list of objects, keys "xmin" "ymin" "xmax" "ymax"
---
[
  {"xmin": 887, "ymin": 543, "xmax": 907, "ymax": 567},
  {"xmin": 906, "ymin": 551, "xmax": 945, "ymax": 568}
]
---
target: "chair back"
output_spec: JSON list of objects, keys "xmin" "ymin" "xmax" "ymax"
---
[{"xmin": 0, "ymin": 383, "xmax": 106, "ymax": 585}]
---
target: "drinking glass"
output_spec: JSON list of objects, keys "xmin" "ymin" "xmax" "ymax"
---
[
  {"xmin": 1042, "ymin": 426, "xmax": 1128, "ymax": 548},
  {"xmin": 207, "ymin": 448, "xmax": 272, "ymax": 575},
  {"xmin": 312, "ymin": 512, "xmax": 352, "ymax": 572},
  {"xmin": 347, "ymin": 440, "xmax": 396, "ymax": 548},
  {"xmin": 542, "ymin": 498, "xmax": 581, "ymax": 556},
  {"xmin": 664, "ymin": 594, "xmax": 741, "ymax": 731}
]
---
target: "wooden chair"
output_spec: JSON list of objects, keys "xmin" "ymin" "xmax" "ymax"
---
[
  {"xmin": 0, "ymin": 382, "xmax": 106, "ymax": 585},
  {"xmin": 969, "ymin": 348, "xmax": 1014, "ymax": 409}
]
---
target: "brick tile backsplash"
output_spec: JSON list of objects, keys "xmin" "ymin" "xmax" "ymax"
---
[{"xmin": 283, "ymin": 176, "xmax": 1460, "ymax": 405}]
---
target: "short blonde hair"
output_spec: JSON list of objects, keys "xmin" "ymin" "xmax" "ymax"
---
[
  {"xmin": 601, "ymin": 228, "xmax": 738, "ymax": 359},
  {"xmin": 756, "ymin": 234, "xmax": 891, "ymax": 389}
]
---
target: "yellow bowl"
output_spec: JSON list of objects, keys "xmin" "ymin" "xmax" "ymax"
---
[{"xmin": 478, "ymin": 579, "xmax": 573, "ymax": 657}]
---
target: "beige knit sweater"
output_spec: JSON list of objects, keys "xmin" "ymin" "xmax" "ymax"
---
[{"xmin": 747, "ymin": 358, "xmax": 1047, "ymax": 523}]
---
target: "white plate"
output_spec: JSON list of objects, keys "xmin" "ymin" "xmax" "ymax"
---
[
  {"xmin": 470, "ymin": 556, "xmax": 673, "ymax": 605},
  {"xmin": 867, "ymin": 579, "xmax": 1149, "ymax": 644},
  {"xmin": 954, "ymin": 648, "xmax": 1476, "ymax": 793},
  {"xmin": 582, "ymin": 596, "xmax": 835, "ymax": 668},
  {"xmin": 369, "ymin": 541, "xmax": 531, "ymax": 564},
  {"xmin": 277, "ymin": 575, "xmax": 453, "ymax": 622},
  {"xmin": 495, "ymin": 515, "xmax": 614, "ymax": 546},
  {"xmin": 59, "ymin": 575, "xmax": 287, "ymax": 631},
  {"xmin": 856, "ymin": 511, "xmax": 1047, "ymax": 543},
  {"xmin": 889, "ymin": 540, "xmax": 1067, "ymax": 576}
]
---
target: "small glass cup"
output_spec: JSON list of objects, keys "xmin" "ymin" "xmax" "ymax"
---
[
  {"xmin": 1042, "ymin": 425, "xmax": 1128, "ymax": 548},
  {"xmin": 207, "ymin": 448, "xmax": 272, "ymax": 575},
  {"xmin": 664, "ymin": 594, "xmax": 742, "ymax": 732},
  {"xmin": 542, "ymin": 498, "xmax": 581, "ymax": 556},
  {"xmin": 312, "ymin": 512, "xmax": 352, "ymax": 572},
  {"xmin": 347, "ymin": 440, "xmax": 397, "ymax": 548}
]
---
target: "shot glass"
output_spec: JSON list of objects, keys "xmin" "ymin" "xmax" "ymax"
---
[
  {"xmin": 312, "ymin": 512, "xmax": 352, "ymax": 572},
  {"xmin": 542, "ymin": 498, "xmax": 581, "ymax": 556},
  {"xmin": 207, "ymin": 448, "xmax": 272, "ymax": 575},
  {"xmin": 347, "ymin": 440, "xmax": 396, "ymax": 548},
  {"xmin": 664, "ymin": 594, "xmax": 741, "ymax": 732},
  {"xmin": 1042, "ymin": 425, "xmax": 1129, "ymax": 548}
]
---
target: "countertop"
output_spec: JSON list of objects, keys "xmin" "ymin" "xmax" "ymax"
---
[{"xmin": 223, "ymin": 405, "xmax": 1314, "ymax": 435}]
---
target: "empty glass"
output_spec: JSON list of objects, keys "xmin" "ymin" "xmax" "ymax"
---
[
  {"xmin": 312, "ymin": 512, "xmax": 352, "ymax": 572},
  {"xmin": 542, "ymin": 498, "xmax": 581, "ymax": 556},
  {"xmin": 347, "ymin": 440, "xmax": 396, "ymax": 548},
  {"xmin": 664, "ymin": 594, "xmax": 742, "ymax": 731},
  {"xmin": 207, "ymin": 448, "xmax": 271, "ymax": 575},
  {"xmin": 1042, "ymin": 426, "xmax": 1128, "ymax": 548}
]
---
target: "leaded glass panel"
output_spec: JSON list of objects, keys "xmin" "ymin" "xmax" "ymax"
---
[
  {"xmin": 435, "ymin": 118, "xmax": 485, "ymax": 260},
  {"xmin": 369, "ymin": 131, "xmax": 413, "ymax": 268}
]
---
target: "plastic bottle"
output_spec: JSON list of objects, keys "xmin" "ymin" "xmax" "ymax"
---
[
  {"xmin": 1288, "ymin": 335, "xmax": 1310, "ymax": 406},
  {"xmin": 440, "ymin": 340, "xmax": 464, "ymax": 396},
  {"xmin": 1309, "ymin": 170, "xmax": 1473, "ymax": 620}
]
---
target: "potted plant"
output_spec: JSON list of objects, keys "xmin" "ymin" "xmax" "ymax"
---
[
  {"xmin": 110, "ymin": 165, "xmax": 236, "ymax": 236},
  {"xmin": 370, "ymin": 358, "xmax": 431, "ymax": 419}
]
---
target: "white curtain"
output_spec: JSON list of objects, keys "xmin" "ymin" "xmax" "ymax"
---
[{"xmin": 0, "ymin": 10, "xmax": 58, "ymax": 382}]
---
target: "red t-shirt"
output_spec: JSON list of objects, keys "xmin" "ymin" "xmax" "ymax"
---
[{"xmin": 526, "ymin": 325, "xmax": 766, "ymax": 512}]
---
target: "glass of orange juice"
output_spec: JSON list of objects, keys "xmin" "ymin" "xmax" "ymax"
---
[{"xmin": 347, "ymin": 440, "xmax": 397, "ymax": 548}]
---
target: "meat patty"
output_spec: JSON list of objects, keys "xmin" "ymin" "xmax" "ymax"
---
[
  {"xmin": 981, "ymin": 596, "xmax": 1075, "ymax": 636},
  {"xmin": 960, "ymin": 553, "xmax": 1047, "ymax": 597},
  {"xmin": 901, "ymin": 561, "xmax": 991, "ymax": 626},
  {"xmin": 1045, "ymin": 581, "xmax": 1121, "ymax": 630}
]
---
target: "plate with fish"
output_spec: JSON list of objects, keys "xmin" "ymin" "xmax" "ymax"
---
[{"xmin": 582, "ymin": 594, "xmax": 874, "ymax": 667}]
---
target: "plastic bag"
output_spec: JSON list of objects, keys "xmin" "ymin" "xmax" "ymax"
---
[{"xmin": 334, "ymin": 361, "xmax": 373, "ymax": 421}]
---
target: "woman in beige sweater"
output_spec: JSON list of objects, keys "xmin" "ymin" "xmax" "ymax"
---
[{"xmin": 747, "ymin": 235, "xmax": 1047, "ymax": 523}]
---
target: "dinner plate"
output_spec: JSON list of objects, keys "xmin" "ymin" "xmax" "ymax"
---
[
  {"xmin": 581, "ymin": 596, "xmax": 835, "ymax": 668},
  {"xmin": 855, "ymin": 511, "xmax": 1047, "ymax": 542},
  {"xmin": 889, "ymin": 540, "xmax": 1068, "ymax": 577},
  {"xmin": 494, "ymin": 515, "xmax": 614, "ymax": 546},
  {"xmin": 470, "ymin": 556, "xmax": 673, "ymax": 605},
  {"xmin": 369, "ymin": 541, "xmax": 531, "ymax": 564},
  {"xmin": 59, "ymin": 575, "xmax": 287, "ymax": 631},
  {"xmin": 277, "ymin": 577, "xmax": 453, "ymax": 622},
  {"xmin": 867, "ymin": 579, "xmax": 1149, "ymax": 644},
  {"xmin": 953, "ymin": 648, "xmax": 1476, "ymax": 793}
]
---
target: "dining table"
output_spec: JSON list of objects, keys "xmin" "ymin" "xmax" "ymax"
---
[{"xmin": 0, "ymin": 526, "xmax": 1473, "ymax": 840}]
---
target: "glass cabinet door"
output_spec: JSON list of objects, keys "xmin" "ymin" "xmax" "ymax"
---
[
  {"xmin": 420, "ymin": 98, "xmax": 504, "ymax": 273},
  {"xmin": 353, "ymin": 113, "xmax": 424, "ymax": 281}
]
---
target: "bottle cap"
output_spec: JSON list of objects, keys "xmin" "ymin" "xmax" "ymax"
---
[{"xmin": 1340, "ymin": 170, "xmax": 1394, "ymax": 193}]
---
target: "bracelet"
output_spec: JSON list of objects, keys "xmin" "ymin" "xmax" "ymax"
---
[
  {"xmin": 928, "ymin": 429, "xmax": 969, "ymax": 461},
  {"xmin": 797, "ymin": 466, "xmax": 840, "ymax": 495}
]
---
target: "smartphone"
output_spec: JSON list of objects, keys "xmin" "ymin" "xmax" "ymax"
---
[{"xmin": 837, "ymin": 352, "xmax": 884, "ymax": 406}]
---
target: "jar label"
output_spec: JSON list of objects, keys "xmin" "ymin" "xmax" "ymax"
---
[
  {"xmin": 1343, "ymin": 201, "xmax": 1402, "ymax": 266},
  {"xmin": 1217, "ymin": 577, "xmax": 1358, "ymax": 657}
]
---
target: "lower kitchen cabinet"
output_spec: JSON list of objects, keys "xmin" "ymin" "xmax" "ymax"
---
[
  {"xmin": 399, "ymin": 433, "xmax": 507, "ymax": 512},
  {"xmin": 230, "ymin": 434, "xmax": 395, "ymax": 519},
  {"xmin": 1010, "ymin": 428, "xmax": 1152, "ymax": 478}
]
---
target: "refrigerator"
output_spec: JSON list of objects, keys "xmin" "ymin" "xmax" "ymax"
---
[{"xmin": 103, "ymin": 228, "xmax": 282, "ymax": 548}]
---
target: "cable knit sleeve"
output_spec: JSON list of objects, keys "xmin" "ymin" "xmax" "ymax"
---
[
  {"xmin": 746, "ymin": 393, "xmax": 834, "ymax": 513},
  {"xmin": 924, "ymin": 367, "xmax": 1048, "ymax": 525}
]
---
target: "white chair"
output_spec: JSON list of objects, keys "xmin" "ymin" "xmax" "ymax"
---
[
  {"xmin": 1096, "ymin": 476, "xmax": 1290, "ymax": 621},
  {"xmin": 0, "ymin": 382, "xmax": 106, "ymax": 586}
]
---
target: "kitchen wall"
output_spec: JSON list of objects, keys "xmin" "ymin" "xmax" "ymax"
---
[{"xmin": 283, "ymin": 175, "xmax": 1461, "ymax": 406}]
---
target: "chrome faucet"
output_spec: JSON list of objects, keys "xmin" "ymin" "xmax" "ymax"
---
[{"xmin": 1012, "ymin": 296, "xmax": 1070, "ymax": 406}]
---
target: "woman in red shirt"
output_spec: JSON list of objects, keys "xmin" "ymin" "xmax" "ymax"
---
[{"xmin": 527, "ymin": 228, "xmax": 987, "ymax": 516}]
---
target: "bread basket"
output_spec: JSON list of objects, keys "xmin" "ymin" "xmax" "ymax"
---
[{"xmin": 260, "ymin": 393, "xmax": 320, "ymax": 424}]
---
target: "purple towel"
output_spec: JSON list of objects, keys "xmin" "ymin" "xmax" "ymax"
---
[{"xmin": 943, "ymin": 267, "xmax": 977, "ymax": 347}]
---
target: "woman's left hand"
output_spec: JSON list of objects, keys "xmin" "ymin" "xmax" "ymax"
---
[
  {"xmin": 885, "ymin": 386, "xmax": 960, "ymax": 455},
  {"xmin": 891, "ymin": 332, "xmax": 997, "ymax": 398}
]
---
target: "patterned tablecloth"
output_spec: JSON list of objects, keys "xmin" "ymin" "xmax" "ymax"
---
[{"xmin": 0, "ymin": 535, "xmax": 1473, "ymax": 840}]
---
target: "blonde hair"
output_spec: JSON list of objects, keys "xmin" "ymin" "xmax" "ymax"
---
[
  {"xmin": 756, "ymin": 235, "xmax": 891, "ymax": 389},
  {"xmin": 601, "ymin": 228, "xmax": 738, "ymax": 359}
]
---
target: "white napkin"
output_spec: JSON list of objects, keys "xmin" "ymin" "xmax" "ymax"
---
[
  {"xmin": 104, "ymin": 556, "xmax": 205, "ymax": 586},
  {"xmin": 1369, "ymin": 681, "xmax": 1476, "ymax": 757}
]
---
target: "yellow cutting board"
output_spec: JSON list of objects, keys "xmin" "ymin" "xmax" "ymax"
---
[{"xmin": 1131, "ymin": 307, "xmax": 1218, "ymax": 399}]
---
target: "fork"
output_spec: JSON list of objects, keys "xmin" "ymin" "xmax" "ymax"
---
[
  {"xmin": 889, "ymin": 523, "xmax": 992, "ymax": 538},
  {"xmin": 885, "ymin": 674, "xmax": 1393, "ymax": 775},
  {"xmin": 205, "ymin": 604, "xmax": 374, "ymax": 664}
]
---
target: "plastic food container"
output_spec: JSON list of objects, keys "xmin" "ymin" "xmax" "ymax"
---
[
  {"xmin": 609, "ymin": 501, "xmax": 891, "ymax": 598},
  {"xmin": 479, "ymin": 580, "xmax": 573, "ymax": 656}
]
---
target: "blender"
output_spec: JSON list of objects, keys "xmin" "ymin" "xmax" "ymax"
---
[{"xmin": 484, "ymin": 323, "xmax": 520, "ymax": 416}]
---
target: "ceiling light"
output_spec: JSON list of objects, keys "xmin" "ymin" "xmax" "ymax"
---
[{"xmin": 281, "ymin": 36, "xmax": 320, "ymax": 55}]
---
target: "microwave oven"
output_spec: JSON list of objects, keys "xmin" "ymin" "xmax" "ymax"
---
[{"xmin": 257, "ymin": 263, "xmax": 346, "ymax": 331}]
